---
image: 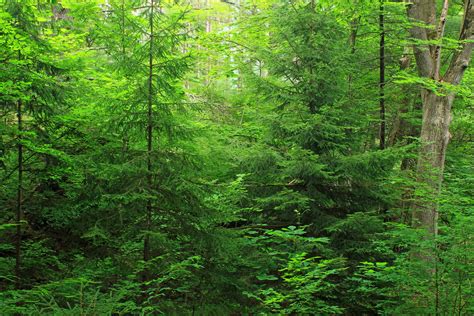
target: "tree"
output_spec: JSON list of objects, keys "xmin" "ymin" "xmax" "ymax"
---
[
  {"xmin": 0, "ymin": 0, "xmax": 71, "ymax": 290},
  {"xmin": 407, "ymin": 0, "xmax": 474, "ymax": 235}
]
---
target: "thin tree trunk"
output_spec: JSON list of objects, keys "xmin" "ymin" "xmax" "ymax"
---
[
  {"xmin": 205, "ymin": 0, "xmax": 211, "ymax": 85},
  {"xmin": 379, "ymin": 0, "xmax": 386, "ymax": 149},
  {"xmin": 15, "ymin": 100, "xmax": 23, "ymax": 290},
  {"xmin": 347, "ymin": 15, "xmax": 360, "ymax": 100},
  {"xmin": 349, "ymin": 18, "xmax": 358, "ymax": 55},
  {"xmin": 387, "ymin": 51, "xmax": 412, "ymax": 147},
  {"xmin": 121, "ymin": 0, "xmax": 126, "ymax": 56},
  {"xmin": 144, "ymin": 0, "xmax": 154, "ymax": 265},
  {"xmin": 433, "ymin": 0, "xmax": 449, "ymax": 80}
]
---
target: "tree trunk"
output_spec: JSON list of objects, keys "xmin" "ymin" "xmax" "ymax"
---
[
  {"xmin": 379, "ymin": 0, "xmax": 386, "ymax": 149},
  {"xmin": 15, "ymin": 100, "xmax": 23, "ymax": 290},
  {"xmin": 144, "ymin": 0, "xmax": 154, "ymax": 267},
  {"xmin": 413, "ymin": 90, "xmax": 453, "ymax": 234},
  {"xmin": 407, "ymin": 0, "xmax": 474, "ymax": 235},
  {"xmin": 388, "ymin": 49, "xmax": 415, "ymax": 148}
]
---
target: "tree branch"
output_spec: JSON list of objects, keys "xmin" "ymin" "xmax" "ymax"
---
[
  {"xmin": 433, "ymin": 0, "xmax": 450, "ymax": 80},
  {"xmin": 407, "ymin": 0, "xmax": 437, "ymax": 77},
  {"xmin": 444, "ymin": 0, "xmax": 474, "ymax": 84}
]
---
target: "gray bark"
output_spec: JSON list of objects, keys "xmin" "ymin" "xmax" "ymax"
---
[{"xmin": 408, "ymin": 0, "xmax": 474, "ymax": 234}]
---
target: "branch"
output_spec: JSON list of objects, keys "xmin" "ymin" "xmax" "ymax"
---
[
  {"xmin": 225, "ymin": 224, "xmax": 290, "ymax": 230},
  {"xmin": 444, "ymin": 0, "xmax": 474, "ymax": 85},
  {"xmin": 406, "ymin": 0, "xmax": 437, "ymax": 77},
  {"xmin": 433, "ymin": 0, "xmax": 449, "ymax": 80},
  {"xmin": 0, "ymin": 129, "xmax": 73, "ymax": 184},
  {"xmin": 220, "ymin": 0, "xmax": 240, "ymax": 7}
]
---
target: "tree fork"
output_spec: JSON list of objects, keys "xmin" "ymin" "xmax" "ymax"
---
[{"xmin": 408, "ymin": 0, "xmax": 474, "ymax": 234}]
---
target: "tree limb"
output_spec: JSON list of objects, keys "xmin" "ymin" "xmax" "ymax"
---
[
  {"xmin": 433, "ymin": 0, "xmax": 450, "ymax": 80},
  {"xmin": 444, "ymin": 0, "xmax": 474, "ymax": 84},
  {"xmin": 407, "ymin": 0, "xmax": 437, "ymax": 77}
]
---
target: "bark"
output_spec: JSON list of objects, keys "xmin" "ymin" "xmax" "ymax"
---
[
  {"xmin": 432, "ymin": 0, "xmax": 449, "ymax": 80},
  {"xmin": 388, "ymin": 48, "xmax": 414, "ymax": 147},
  {"xmin": 349, "ymin": 17, "xmax": 359, "ymax": 55},
  {"xmin": 413, "ymin": 91, "xmax": 453, "ymax": 233},
  {"xmin": 15, "ymin": 100, "xmax": 23, "ymax": 290},
  {"xmin": 407, "ymin": 0, "xmax": 474, "ymax": 234},
  {"xmin": 444, "ymin": 0, "xmax": 474, "ymax": 85},
  {"xmin": 347, "ymin": 15, "xmax": 360, "ymax": 109},
  {"xmin": 379, "ymin": 0, "xmax": 386, "ymax": 149},
  {"xmin": 144, "ymin": 0, "xmax": 154, "ymax": 265},
  {"xmin": 387, "ymin": 50, "xmax": 420, "ymax": 224},
  {"xmin": 121, "ymin": 0, "xmax": 126, "ymax": 55},
  {"xmin": 205, "ymin": 0, "xmax": 211, "ymax": 85},
  {"xmin": 407, "ymin": 0, "xmax": 436, "ymax": 78}
]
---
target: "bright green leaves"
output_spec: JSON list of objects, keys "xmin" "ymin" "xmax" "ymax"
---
[{"xmin": 249, "ymin": 225, "xmax": 345, "ymax": 314}]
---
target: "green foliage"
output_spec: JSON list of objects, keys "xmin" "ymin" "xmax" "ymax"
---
[{"xmin": 0, "ymin": 0, "xmax": 472, "ymax": 315}]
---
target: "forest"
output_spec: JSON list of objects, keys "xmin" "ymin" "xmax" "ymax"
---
[{"xmin": 0, "ymin": 0, "xmax": 473, "ymax": 315}]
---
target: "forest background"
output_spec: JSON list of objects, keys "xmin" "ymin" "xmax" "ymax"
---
[{"xmin": 0, "ymin": 0, "xmax": 473, "ymax": 315}]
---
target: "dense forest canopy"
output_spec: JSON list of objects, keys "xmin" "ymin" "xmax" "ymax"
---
[{"xmin": 0, "ymin": 0, "xmax": 473, "ymax": 314}]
